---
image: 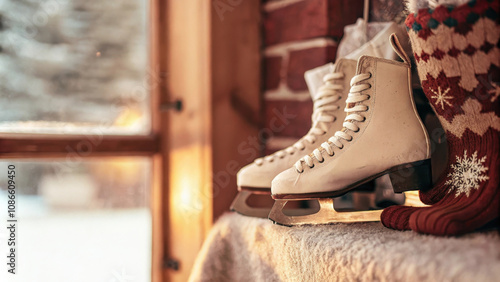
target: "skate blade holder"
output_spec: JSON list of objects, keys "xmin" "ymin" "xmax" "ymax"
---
[
  {"xmin": 269, "ymin": 191, "xmax": 427, "ymax": 226},
  {"xmin": 230, "ymin": 190, "xmax": 273, "ymax": 219},
  {"xmin": 231, "ymin": 189, "xmax": 320, "ymax": 219},
  {"xmin": 269, "ymin": 159, "xmax": 431, "ymax": 226}
]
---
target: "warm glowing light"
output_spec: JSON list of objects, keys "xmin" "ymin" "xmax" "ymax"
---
[
  {"xmin": 96, "ymin": 51, "xmax": 101, "ymax": 57},
  {"xmin": 90, "ymin": 157, "xmax": 146, "ymax": 185},
  {"xmin": 180, "ymin": 177, "xmax": 194, "ymax": 205},
  {"xmin": 170, "ymin": 146, "xmax": 209, "ymax": 219},
  {"xmin": 114, "ymin": 108, "xmax": 143, "ymax": 128}
]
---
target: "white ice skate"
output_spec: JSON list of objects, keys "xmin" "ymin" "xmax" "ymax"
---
[
  {"xmin": 232, "ymin": 21, "xmax": 413, "ymax": 218},
  {"xmin": 269, "ymin": 34, "xmax": 431, "ymax": 226},
  {"xmin": 231, "ymin": 59, "xmax": 357, "ymax": 217}
]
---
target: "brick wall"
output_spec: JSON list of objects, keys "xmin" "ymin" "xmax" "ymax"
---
[{"xmin": 262, "ymin": 0, "xmax": 364, "ymax": 153}]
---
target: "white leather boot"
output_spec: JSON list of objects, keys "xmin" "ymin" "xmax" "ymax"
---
[
  {"xmin": 231, "ymin": 59, "xmax": 357, "ymax": 217},
  {"xmin": 269, "ymin": 34, "xmax": 431, "ymax": 226}
]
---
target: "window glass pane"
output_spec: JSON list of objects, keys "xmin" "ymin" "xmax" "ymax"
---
[
  {"xmin": 0, "ymin": 157, "xmax": 152, "ymax": 282},
  {"xmin": 0, "ymin": 1, "xmax": 151, "ymax": 135}
]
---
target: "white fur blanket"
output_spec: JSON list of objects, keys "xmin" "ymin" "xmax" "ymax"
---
[{"xmin": 189, "ymin": 213, "xmax": 500, "ymax": 282}]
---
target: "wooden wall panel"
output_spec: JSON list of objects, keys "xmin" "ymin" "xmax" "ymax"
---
[
  {"xmin": 211, "ymin": 1, "xmax": 262, "ymax": 222},
  {"xmin": 162, "ymin": 1, "xmax": 262, "ymax": 281},
  {"xmin": 162, "ymin": 1, "xmax": 212, "ymax": 282}
]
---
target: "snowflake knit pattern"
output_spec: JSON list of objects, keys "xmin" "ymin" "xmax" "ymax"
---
[{"xmin": 381, "ymin": 0, "xmax": 499, "ymax": 235}]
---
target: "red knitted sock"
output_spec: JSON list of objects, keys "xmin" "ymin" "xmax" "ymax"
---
[{"xmin": 382, "ymin": 0, "xmax": 500, "ymax": 234}]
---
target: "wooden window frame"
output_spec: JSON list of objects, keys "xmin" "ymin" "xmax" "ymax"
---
[
  {"xmin": 0, "ymin": 1, "xmax": 262, "ymax": 281},
  {"xmin": 0, "ymin": 1, "xmax": 164, "ymax": 281},
  {"xmin": 161, "ymin": 1, "xmax": 261, "ymax": 281}
]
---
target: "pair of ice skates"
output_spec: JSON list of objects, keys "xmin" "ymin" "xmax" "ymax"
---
[{"xmin": 232, "ymin": 33, "xmax": 431, "ymax": 226}]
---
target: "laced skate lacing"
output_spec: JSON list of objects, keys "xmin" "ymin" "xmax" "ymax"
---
[
  {"xmin": 295, "ymin": 72, "xmax": 372, "ymax": 172},
  {"xmin": 254, "ymin": 72, "xmax": 345, "ymax": 166}
]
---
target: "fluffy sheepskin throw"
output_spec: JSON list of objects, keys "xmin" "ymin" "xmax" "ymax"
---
[{"xmin": 189, "ymin": 213, "xmax": 500, "ymax": 282}]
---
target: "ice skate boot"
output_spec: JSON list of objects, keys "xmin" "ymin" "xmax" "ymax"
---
[
  {"xmin": 269, "ymin": 34, "xmax": 431, "ymax": 226},
  {"xmin": 231, "ymin": 59, "xmax": 357, "ymax": 217}
]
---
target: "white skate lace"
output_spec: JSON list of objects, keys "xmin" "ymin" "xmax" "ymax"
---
[
  {"xmin": 295, "ymin": 72, "xmax": 372, "ymax": 172},
  {"xmin": 254, "ymin": 72, "xmax": 345, "ymax": 166}
]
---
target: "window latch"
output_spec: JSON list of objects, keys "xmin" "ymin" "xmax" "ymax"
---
[
  {"xmin": 160, "ymin": 100, "xmax": 182, "ymax": 112},
  {"xmin": 164, "ymin": 258, "xmax": 180, "ymax": 271}
]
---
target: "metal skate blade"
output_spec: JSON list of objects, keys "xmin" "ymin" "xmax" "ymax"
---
[
  {"xmin": 268, "ymin": 198, "xmax": 382, "ymax": 226},
  {"xmin": 230, "ymin": 190, "xmax": 272, "ymax": 218},
  {"xmin": 231, "ymin": 190, "xmax": 320, "ymax": 219},
  {"xmin": 268, "ymin": 191, "xmax": 428, "ymax": 226}
]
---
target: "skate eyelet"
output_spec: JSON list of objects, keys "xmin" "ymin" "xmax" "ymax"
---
[
  {"xmin": 368, "ymin": 72, "xmax": 372, "ymax": 78},
  {"xmin": 297, "ymin": 169, "xmax": 304, "ymax": 173},
  {"xmin": 354, "ymin": 128, "xmax": 360, "ymax": 133},
  {"xmin": 318, "ymin": 158, "xmax": 324, "ymax": 163},
  {"xmin": 309, "ymin": 164, "xmax": 315, "ymax": 169},
  {"xmin": 362, "ymin": 117, "xmax": 366, "ymax": 122}
]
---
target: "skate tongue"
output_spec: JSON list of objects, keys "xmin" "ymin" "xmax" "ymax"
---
[{"xmin": 390, "ymin": 33, "xmax": 411, "ymax": 67}]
